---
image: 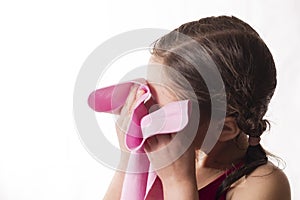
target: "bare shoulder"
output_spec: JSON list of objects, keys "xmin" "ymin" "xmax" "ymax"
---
[{"xmin": 228, "ymin": 162, "xmax": 291, "ymax": 200}]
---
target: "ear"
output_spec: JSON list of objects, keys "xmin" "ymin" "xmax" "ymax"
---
[{"xmin": 218, "ymin": 117, "xmax": 240, "ymax": 142}]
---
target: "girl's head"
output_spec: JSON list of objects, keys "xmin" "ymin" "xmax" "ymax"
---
[{"xmin": 147, "ymin": 16, "xmax": 277, "ymax": 199}]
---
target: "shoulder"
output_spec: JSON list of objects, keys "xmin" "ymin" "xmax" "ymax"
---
[{"xmin": 227, "ymin": 162, "xmax": 291, "ymax": 200}]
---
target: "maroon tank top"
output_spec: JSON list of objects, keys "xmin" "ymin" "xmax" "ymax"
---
[
  {"xmin": 198, "ymin": 163, "xmax": 243, "ymax": 200},
  {"xmin": 145, "ymin": 163, "xmax": 243, "ymax": 200}
]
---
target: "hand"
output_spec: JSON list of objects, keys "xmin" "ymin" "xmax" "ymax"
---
[
  {"xmin": 144, "ymin": 133, "xmax": 197, "ymax": 186},
  {"xmin": 144, "ymin": 133, "xmax": 199, "ymax": 200},
  {"xmin": 104, "ymin": 85, "xmax": 145, "ymax": 200},
  {"xmin": 115, "ymin": 85, "xmax": 145, "ymax": 161}
]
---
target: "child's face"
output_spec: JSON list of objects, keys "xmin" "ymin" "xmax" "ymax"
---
[
  {"xmin": 146, "ymin": 56, "xmax": 179, "ymax": 108},
  {"xmin": 145, "ymin": 56, "xmax": 210, "ymax": 151}
]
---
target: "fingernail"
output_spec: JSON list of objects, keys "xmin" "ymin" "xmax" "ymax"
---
[{"xmin": 136, "ymin": 89, "xmax": 145, "ymax": 98}]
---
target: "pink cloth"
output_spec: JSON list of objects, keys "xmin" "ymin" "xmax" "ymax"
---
[{"xmin": 88, "ymin": 79, "xmax": 191, "ymax": 200}]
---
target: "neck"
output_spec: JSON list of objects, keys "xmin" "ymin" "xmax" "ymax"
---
[
  {"xmin": 195, "ymin": 133, "xmax": 248, "ymax": 190},
  {"xmin": 197, "ymin": 133, "xmax": 248, "ymax": 170}
]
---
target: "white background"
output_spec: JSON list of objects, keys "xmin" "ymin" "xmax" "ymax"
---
[{"xmin": 0, "ymin": 0, "xmax": 299, "ymax": 199}]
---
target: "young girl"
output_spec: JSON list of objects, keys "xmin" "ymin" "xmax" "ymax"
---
[{"xmin": 104, "ymin": 16, "xmax": 291, "ymax": 200}]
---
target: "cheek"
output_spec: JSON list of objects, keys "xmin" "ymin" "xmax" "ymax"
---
[
  {"xmin": 192, "ymin": 121, "xmax": 209, "ymax": 149},
  {"xmin": 147, "ymin": 83, "xmax": 177, "ymax": 106},
  {"xmin": 190, "ymin": 105, "xmax": 211, "ymax": 149}
]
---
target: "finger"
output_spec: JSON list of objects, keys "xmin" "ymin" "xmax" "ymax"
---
[
  {"xmin": 146, "ymin": 134, "xmax": 173, "ymax": 152},
  {"xmin": 129, "ymin": 88, "xmax": 145, "ymax": 112},
  {"xmin": 117, "ymin": 85, "xmax": 138, "ymax": 128},
  {"xmin": 170, "ymin": 133, "xmax": 176, "ymax": 139},
  {"xmin": 155, "ymin": 134, "xmax": 172, "ymax": 148},
  {"xmin": 144, "ymin": 141, "xmax": 150, "ymax": 152},
  {"xmin": 119, "ymin": 87, "xmax": 145, "ymax": 128},
  {"xmin": 120, "ymin": 84, "xmax": 139, "ymax": 116},
  {"xmin": 145, "ymin": 136, "xmax": 158, "ymax": 152}
]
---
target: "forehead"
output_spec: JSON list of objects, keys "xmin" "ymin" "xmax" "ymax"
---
[
  {"xmin": 146, "ymin": 56, "xmax": 164, "ymax": 83},
  {"xmin": 146, "ymin": 56, "xmax": 178, "ymax": 106}
]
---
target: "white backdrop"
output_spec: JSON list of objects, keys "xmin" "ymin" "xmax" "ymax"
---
[{"xmin": 0, "ymin": 0, "xmax": 299, "ymax": 199}]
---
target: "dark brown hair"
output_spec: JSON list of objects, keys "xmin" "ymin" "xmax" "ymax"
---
[{"xmin": 151, "ymin": 16, "xmax": 276, "ymax": 199}]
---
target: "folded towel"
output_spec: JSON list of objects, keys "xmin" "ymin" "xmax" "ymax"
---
[{"xmin": 88, "ymin": 79, "xmax": 191, "ymax": 200}]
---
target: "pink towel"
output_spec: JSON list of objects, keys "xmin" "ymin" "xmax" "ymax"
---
[{"xmin": 88, "ymin": 79, "xmax": 191, "ymax": 200}]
